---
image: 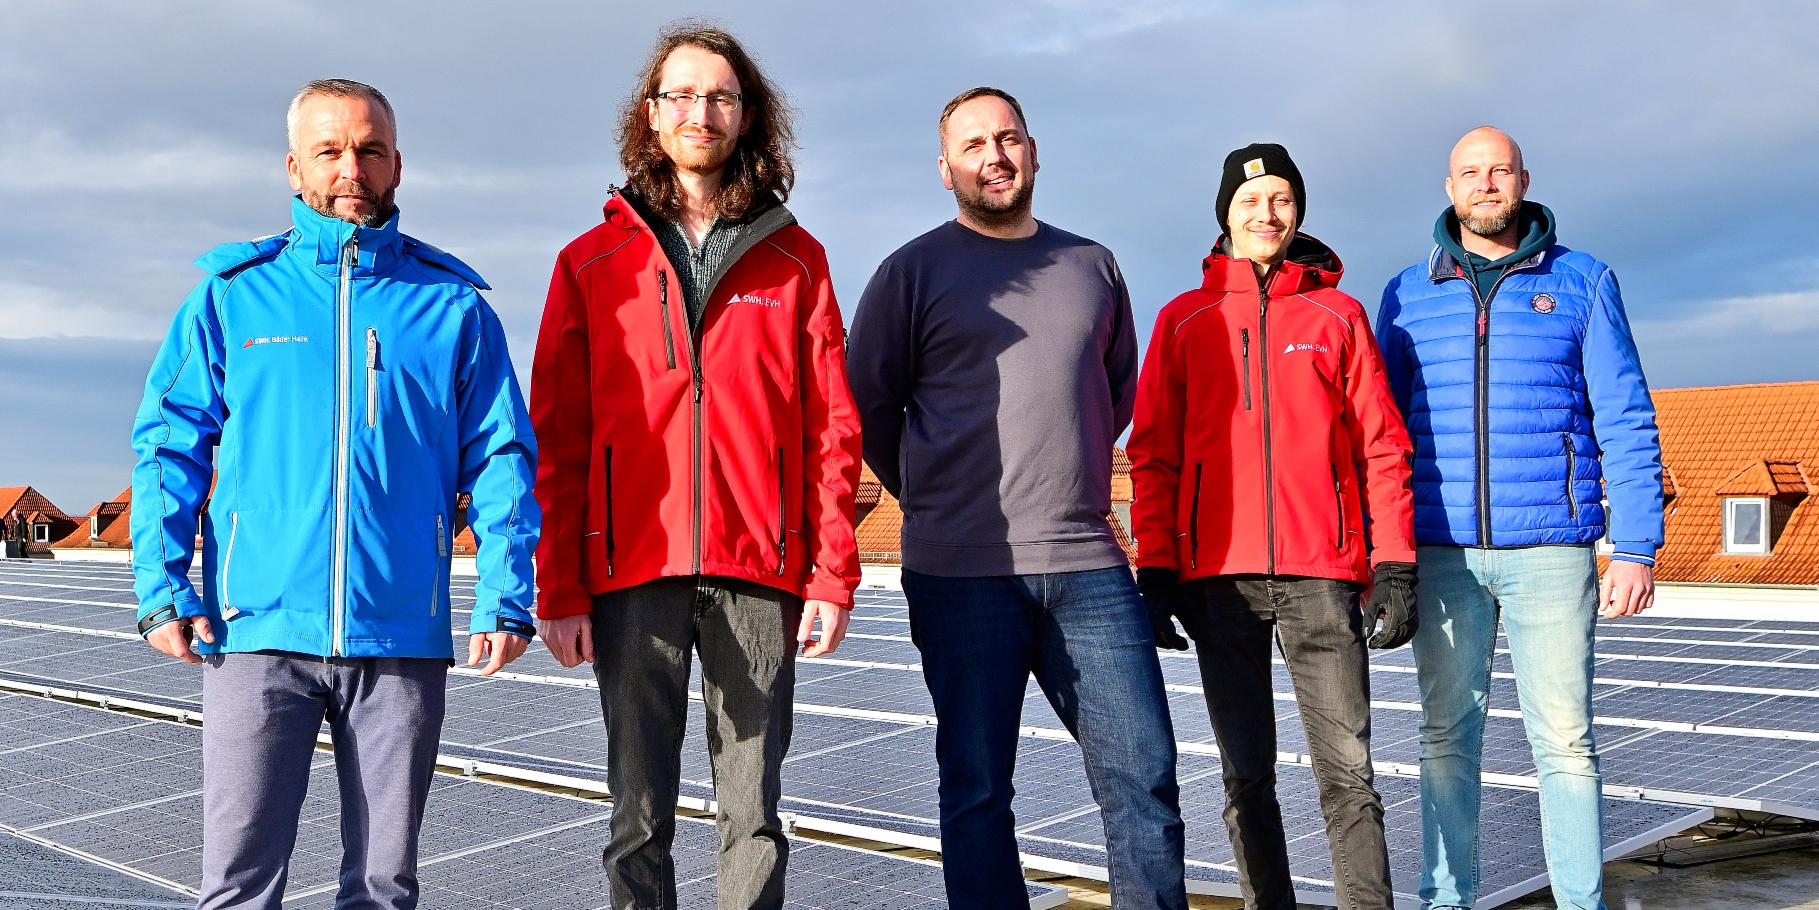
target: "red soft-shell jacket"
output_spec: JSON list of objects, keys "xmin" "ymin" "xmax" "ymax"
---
[
  {"xmin": 529, "ymin": 191, "xmax": 862, "ymax": 618},
  {"xmin": 1128, "ymin": 236, "xmax": 1416, "ymax": 585}
]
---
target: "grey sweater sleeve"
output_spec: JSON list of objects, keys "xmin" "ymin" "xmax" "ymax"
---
[
  {"xmin": 847, "ymin": 260, "xmax": 914, "ymax": 499},
  {"xmin": 1105, "ymin": 258, "xmax": 1140, "ymax": 436}
]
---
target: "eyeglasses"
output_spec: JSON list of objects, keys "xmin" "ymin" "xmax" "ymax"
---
[{"xmin": 653, "ymin": 91, "xmax": 742, "ymax": 114}]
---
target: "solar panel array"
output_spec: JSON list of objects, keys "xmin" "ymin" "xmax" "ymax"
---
[
  {"xmin": 6, "ymin": 559, "xmax": 1815, "ymax": 906},
  {"xmin": 0, "ymin": 692, "xmax": 1014, "ymax": 910}
]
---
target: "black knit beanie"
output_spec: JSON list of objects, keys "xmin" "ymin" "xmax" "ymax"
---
[{"xmin": 1216, "ymin": 143, "xmax": 1305, "ymax": 232}]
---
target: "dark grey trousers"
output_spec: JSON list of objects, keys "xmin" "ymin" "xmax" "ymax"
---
[
  {"xmin": 198, "ymin": 652, "xmax": 447, "ymax": 910},
  {"xmin": 591, "ymin": 577, "xmax": 803, "ymax": 910},
  {"xmin": 1177, "ymin": 576, "xmax": 1393, "ymax": 910}
]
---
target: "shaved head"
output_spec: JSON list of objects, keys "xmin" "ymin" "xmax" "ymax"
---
[
  {"xmin": 1445, "ymin": 125, "xmax": 1530, "ymax": 248},
  {"xmin": 1451, "ymin": 126, "xmax": 1523, "ymax": 174}
]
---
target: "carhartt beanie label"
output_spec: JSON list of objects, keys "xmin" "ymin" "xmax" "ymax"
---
[{"xmin": 1216, "ymin": 143, "xmax": 1305, "ymax": 232}]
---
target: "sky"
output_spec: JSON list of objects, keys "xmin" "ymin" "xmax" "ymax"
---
[{"xmin": 3, "ymin": 0, "xmax": 1817, "ymax": 513}]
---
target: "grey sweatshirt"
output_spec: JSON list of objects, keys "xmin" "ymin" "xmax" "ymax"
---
[{"xmin": 847, "ymin": 220, "xmax": 1139, "ymax": 577}]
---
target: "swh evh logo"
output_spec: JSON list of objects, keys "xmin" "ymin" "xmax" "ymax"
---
[
  {"xmin": 728, "ymin": 292, "xmax": 783, "ymax": 309},
  {"xmin": 1281, "ymin": 342, "xmax": 1329, "ymax": 355}
]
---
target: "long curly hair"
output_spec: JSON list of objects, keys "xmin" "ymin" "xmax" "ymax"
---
[{"xmin": 617, "ymin": 21, "xmax": 797, "ymax": 221}]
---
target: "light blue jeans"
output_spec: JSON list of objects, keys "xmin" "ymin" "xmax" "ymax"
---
[{"xmin": 1412, "ymin": 545, "xmax": 1605, "ymax": 910}]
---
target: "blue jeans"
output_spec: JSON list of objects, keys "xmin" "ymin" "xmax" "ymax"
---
[
  {"xmin": 903, "ymin": 567, "xmax": 1188, "ymax": 910},
  {"xmin": 1413, "ymin": 546, "xmax": 1605, "ymax": 910}
]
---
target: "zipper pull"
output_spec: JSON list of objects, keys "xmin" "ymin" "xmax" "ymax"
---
[
  {"xmin": 366, "ymin": 328, "xmax": 378, "ymax": 369},
  {"xmin": 1242, "ymin": 328, "xmax": 1249, "ymax": 355},
  {"xmin": 436, "ymin": 515, "xmax": 448, "ymax": 557}
]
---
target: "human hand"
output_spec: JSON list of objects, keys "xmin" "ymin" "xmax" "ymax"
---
[
  {"xmin": 1364, "ymin": 561, "xmax": 1419, "ymax": 650},
  {"xmin": 796, "ymin": 600, "xmax": 849, "ymax": 658},
  {"xmin": 1600, "ymin": 560, "xmax": 1655, "ymax": 619},
  {"xmin": 468, "ymin": 631, "xmax": 530, "ymax": 676},
  {"xmin": 536, "ymin": 614, "xmax": 594, "ymax": 667},
  {"xmin": 145, "ymin": 616, "xmax": 214, "ymax": 664},
  {"xmin": 1135, "ymin": 567, "xmax": 1190, "ymax": 651}
]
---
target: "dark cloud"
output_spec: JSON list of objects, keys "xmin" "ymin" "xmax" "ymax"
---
[{"xmin": 4, "ymin": 0, "xmax": 1817, "ymax": 509}]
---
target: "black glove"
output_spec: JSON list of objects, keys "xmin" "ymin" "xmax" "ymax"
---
[
  {"xmin": 1135, "ymin": 567, "xmax": 1190, "ymax": 651},
  {"xmin": 1364, "ymin": 561, "xmax": 1419, "ymax": 650}
]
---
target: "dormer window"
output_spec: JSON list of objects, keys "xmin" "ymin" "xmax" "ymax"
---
[
  {"xmin": 32, "ymin": 523, "xmax": 50, "ymax": 543},
  {"xmin": 1722, "ymin": 498, "xmax": 1769, "ymax": 555}
]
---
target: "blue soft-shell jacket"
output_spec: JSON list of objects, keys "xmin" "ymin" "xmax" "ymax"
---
[
  {"xmin": 130, "ymin": 198, "xmax": 540, "ymax": 657},
  {"xmin": 1373, "ymin": 204, "xmax": 1664, "ymax": 563}
]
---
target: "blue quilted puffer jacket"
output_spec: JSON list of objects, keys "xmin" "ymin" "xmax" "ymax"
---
[{"xmin": 1373, "ymin": 203, "xmax": 1663, "ymax": 565}]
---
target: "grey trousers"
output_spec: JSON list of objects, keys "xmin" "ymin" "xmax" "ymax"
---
[
  {"xmin": 198, "ymin": 652, "xmax": 448, "ymax": 910},
  {"xmin": 591, "ymin": 576, "xmax": 803, "ymax": 910},
  {"xmin": 1177, "ymin": 576, "xmax": 1393, "ymax": 910}
]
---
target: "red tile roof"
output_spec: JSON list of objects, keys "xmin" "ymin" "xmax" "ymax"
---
[
  {"xmin": 1652, "ymin": 381, "xmax": 1819, "ymax": 586},
  {"xmin": 51, "ymin": 488, "xmax": 132, "ymax": 550}
]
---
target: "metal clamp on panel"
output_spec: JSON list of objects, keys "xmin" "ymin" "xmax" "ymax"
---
[
  {"xmin": 137, "ymin": 605, "xmax": 180, "ymax": 636},
  {"xmin": 495, "ymin": 616, "xmax": 536, "ymax": 638}
]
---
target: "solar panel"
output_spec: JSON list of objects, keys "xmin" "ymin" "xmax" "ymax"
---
[
  {"xmin": 0, "ymin": 562, "xmax": 1798, "ymax": 908},
  {"xmin": 0, "ymin": 694, "xmax": 1060, "ymax": 909}
]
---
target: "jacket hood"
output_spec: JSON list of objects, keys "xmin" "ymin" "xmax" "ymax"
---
[
  {"xmin": 1202, "ymin": 232, "xmax": 1344, "ymax": 295},
  {"xmin": 1434, "ymin": 200, "xmax": 1556, "ymax": 270}
]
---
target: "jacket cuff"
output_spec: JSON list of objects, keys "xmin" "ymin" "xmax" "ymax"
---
[
  {"xmin": 137, "ymin": 592, "xmax": 206, "ymax": 637},
  {"xmin": 1610, "ymin": 542, "xmax": 1657, "ymax": 565},
  {"xmin": 1370, "ymin": 545, "xmax": 1419, "ymax": 568},
  {"xmin": 535, "ymin": 590, "xmax": 593, "ymax": 620},
  {"xmin": 803, "ymin": 581, "xmax": 854, "ymax": 608},
  {"xmin": 1609, "ymin": 552, "xmax": 1655, "ymax": 566},
  {"xmin": 470, "ymin": 605, "xmax": 537, "ymax": 638}
]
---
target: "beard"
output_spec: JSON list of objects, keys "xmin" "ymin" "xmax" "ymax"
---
[
  {"xmin": 1457, "ymin": 193, "xmax": 1521, "ymax": 238},
  {"xmin": 658, "ymin": 124, "xmax": 738, "ymax": 177},
  {"xmin": 953, "ymin": 167, "xmax": 1035, "ymax": 230},
  {"xmin": 303, "ymin": 179, "xmax": 396, "ymax": 228}
]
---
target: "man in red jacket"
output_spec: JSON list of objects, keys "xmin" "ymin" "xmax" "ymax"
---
[
  {"xmin": 1127, "ymin": 144, "xmax": 1419, "ymax": 910},
  {"xmin": 528, "ymin": 24, "xmax": 861, "ymax": 910}
]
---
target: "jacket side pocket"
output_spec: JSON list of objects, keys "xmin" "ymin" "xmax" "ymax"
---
[
  {"xmin": 1331, "ymin": 464, "xmax": 1347, "ymax": 549},
  {"xmin": 1189, "ymin": 463, "xmax": 1204, "ymax": 570},
  {"xmin": 604, "ymin": 446, "xmax": 616, "ymax": 577},
  {"xmin": 776, "ymin": 446, "xmax": 788, "ymax": 576},
  {"xmin": 221, "ymin": 512, "xmax": 241, "ymax": 619},
  {"xmin": 1563, "ymin": 433, "xmax": 1579, "ymax": 520},
  {"xmin": 431, "ymin": 513, "xmax": 446, "ymax": 617}
]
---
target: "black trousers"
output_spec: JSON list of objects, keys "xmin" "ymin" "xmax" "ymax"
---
[
  {"xmin": 591, "ymin": 576, "xmax": 803, "ymax": 910},
  {"xmin": 1178, "ymin": 576, "xmax": 1394, "ymax": 910}
]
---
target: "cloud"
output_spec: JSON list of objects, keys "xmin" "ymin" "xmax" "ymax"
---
[
  {"xmin": 1634, "ymin": 290, "xmax": 1819, "ymax": 389},
  {"xmin": 3, "ymin": 0, "xmax": 1818, "ymax": 509}
]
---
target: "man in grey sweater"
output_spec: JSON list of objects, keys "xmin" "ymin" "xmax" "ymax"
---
[{"xmin": 847, "ymin": 87, "xmax": 1187, "ymax": 910}]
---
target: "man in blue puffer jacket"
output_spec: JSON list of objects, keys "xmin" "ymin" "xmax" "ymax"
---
[
  {"xmin": 129, "ymin": 79, "xmax": 539, "ymax": 909},
  {"xmin": 1375, "ymin": 127, "xmax": 1664, "ymax": 910}
]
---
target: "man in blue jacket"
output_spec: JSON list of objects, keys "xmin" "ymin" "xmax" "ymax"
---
[
  {"xmin": 1375, "ymin": 127, "xmax": 1663, "ymax": 910},
  {"xmin": 130, "ymin": 79, "xmax": 539, "ymax": 909}
]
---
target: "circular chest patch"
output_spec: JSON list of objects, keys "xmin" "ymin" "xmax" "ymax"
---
[{"xmin": 1531, "ymin": 293, "xmax": 1557, "ymax": 314}]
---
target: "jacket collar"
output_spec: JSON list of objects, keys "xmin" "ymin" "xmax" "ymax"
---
[
  {"xmin": 603, "ymin": 186, "xmax": 799, "ymax": 297},
  {"xmin": 1201, "ymin": 232, "xmax": 1344, "ymax": 296},
  {"xmin": 1428, "ymin": 200, "xmax": 1555, "ymax": 281},
  {"xmin": 287, "ymin": 195, "xmax": 405, "ymax": 278}
]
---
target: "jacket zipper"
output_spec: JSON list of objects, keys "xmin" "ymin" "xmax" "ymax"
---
[
  {"xmin": 1258, "ymin": 271, "xmax": 1278, "ymax": 574},
  {"xmin": 776, "ymin": 447, "xmax": 788, "ymax": 575},
  {"xmin": 1469, "ymin": 267, "xmax": 1517, "ymax": 549},
  {"xmin": 222, "ymin": 512, "xmax": 239, "ymax": 617},
  {"xmin": 690, "ymin": 298, "xmax": 706, "ymax": 575},
  {"xmin": 365, "ymin": 328, "xmax": 378, "ymax": 428},
  {"xmin": 1331, "ymin": 464, "xmax": 1346, "ymax": 549},
  {"xmin": 432, "ymin": 514, "xmax": 446, "ymax": 616},
  {"xmin": 1189, "ymin": 463, "xmax": 1203, "ymax": 570},
  {"xmin": 1241, "ymin": 328, "xmax": 1252, "ymax": 410},
  {"xmin": 331, "ymin": 234, "xmax": 357, "ymax": 656},
  {"xmin": 604, "ymin": 446, "xmax": 615, "ymax": 577},
  {"xmin": 658, "ymin": 270, "xmax": 678, "ymax": 370},
  {"xmin": 1563, "ymin": 433, "xmax": 1579, "ymax": 520}
]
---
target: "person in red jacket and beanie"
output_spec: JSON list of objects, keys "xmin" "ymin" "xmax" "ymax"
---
[
  {"xmin": 528, "ymin": 23, "xmax": 862, "ymax": 910},
  {"xmin": 1127, "ymin": 144, "xmax": 1419, "ymax": 910}
]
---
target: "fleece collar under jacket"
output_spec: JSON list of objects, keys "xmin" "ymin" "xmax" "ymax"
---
[{"xmin": 1434, "ymin": 200, "xmax": 1557, "ymax": 301}]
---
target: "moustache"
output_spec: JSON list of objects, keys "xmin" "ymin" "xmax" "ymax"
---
[{"xmin": 328, "ymin": 181, "xmax": 378, "ymax": 201}]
